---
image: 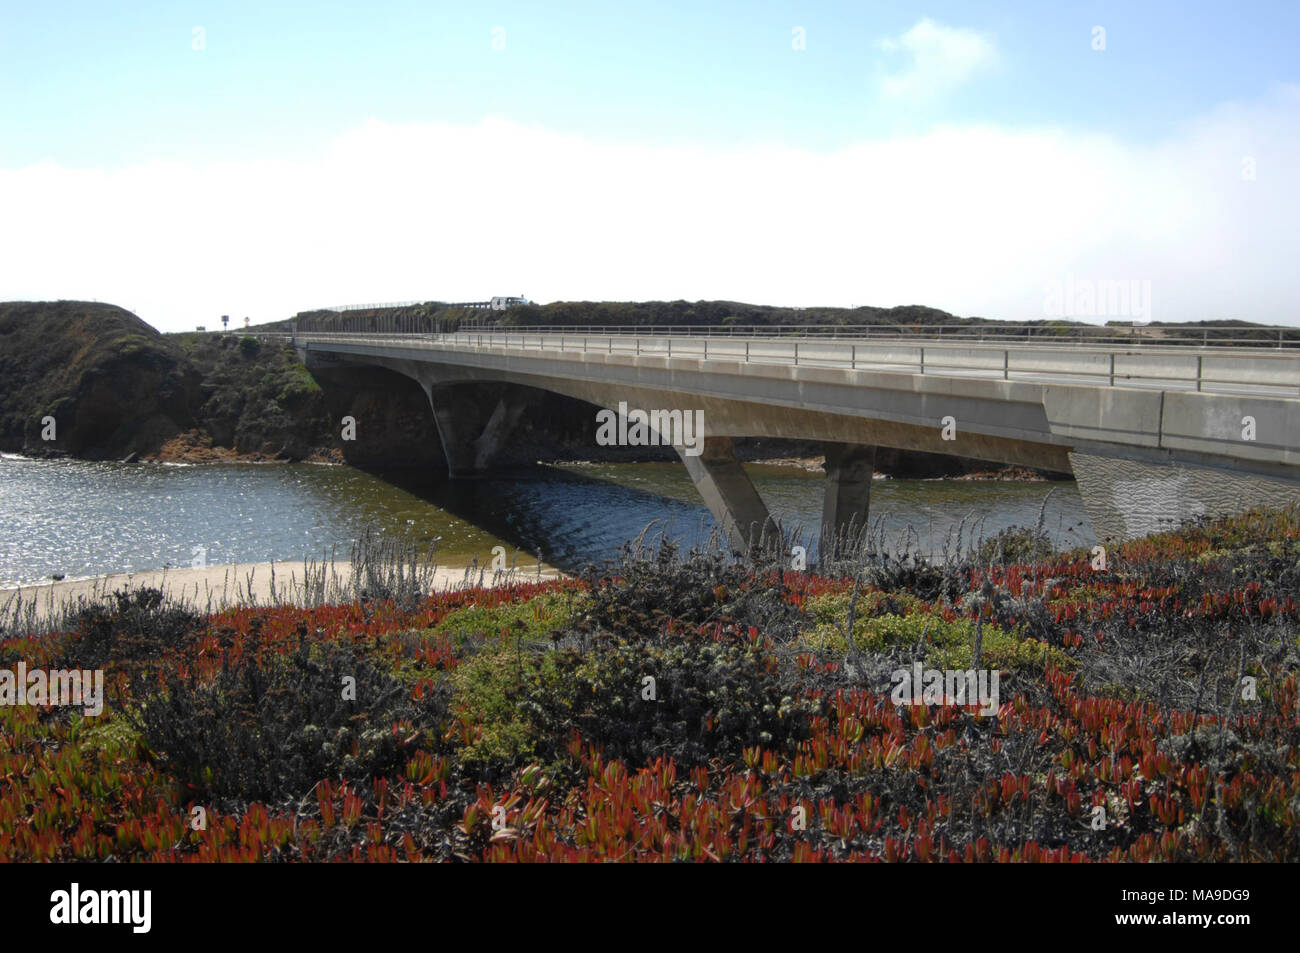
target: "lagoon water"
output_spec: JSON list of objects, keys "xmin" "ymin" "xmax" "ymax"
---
[{"xmin": 0, "ymin": 454, "xmax": 1095, "ymax": 588}]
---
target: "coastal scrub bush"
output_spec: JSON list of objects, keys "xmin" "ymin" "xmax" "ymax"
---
[
  {"xmin": 448, "ymin": 621, "xmax": 814, "ymax": 771},
  {"xmin": 579, "ymin": 538, "xmax": 807, "ymax": 644},
  {"xmin": 276, "ymin": 362, "xmax": 323, "ymax": 404},
  {"xmin": 579, "ymin": 541, "xmax": 748, "ymax": 637},
  {"xmin": 446, "ymin": 546, "xmax": 812, "ymax": 770},
  {"xmin": 447, "ymin": 643, "xmax": 568, "ymax": 765},
  {"xmin": 348, "ymin": 526, "xmax": 440, "ymax": 611},
  {"xmin": 132, "ymin": 636, "xmax": 445, "ymax": 803},
  {"xmin": 535, "ymin": 628, "xmax": 813, "ymax": 768},
  {"xmin": 58, "ymin": 587, "xmax": 204, "ymax": 671},
  {"xmin": 803, "ymin": 589, "xmax": 925, "ymax": 630},
  {"xmin": 853, "ymin": 554, "xmax": 962, "ymax": 603},
  {"xmin": 975, "ymin": 525, "xmax": 1056, "ymax": 566}
]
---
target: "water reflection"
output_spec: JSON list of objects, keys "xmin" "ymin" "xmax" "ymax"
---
[{"xmin": 0, "ymin": 454, "xmax": 1093, "ymax": 587}]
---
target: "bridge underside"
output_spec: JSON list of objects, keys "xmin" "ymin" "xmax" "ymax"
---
[{"xmin": 301, "ymin": 347, "xmax": 1300, "ymax": 551}]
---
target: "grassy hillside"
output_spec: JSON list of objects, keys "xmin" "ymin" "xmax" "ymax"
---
[
  {"xmin": 276, "ymin": 299, "xmax": 983, "ymax": 333},
  {"xmin": 0, "ymin": 301, "xmax": 199, "ymax": 459},
  {"xmin": 274, "ymin": 299, "xmax": 1298, "ymax": 347},
  {"xmin": 169, "ymin": 331, "xmax": 334, "ymax": 460}
]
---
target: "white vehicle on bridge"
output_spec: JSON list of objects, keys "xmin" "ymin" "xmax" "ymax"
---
[{"xmin": 489, "ymin": 296, "xmax": 532, "ymax": 311}]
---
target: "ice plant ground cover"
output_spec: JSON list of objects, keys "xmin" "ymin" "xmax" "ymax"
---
[{"xmin": 1, "ymin": 507, "xmax": 1298, "ymax": 862}]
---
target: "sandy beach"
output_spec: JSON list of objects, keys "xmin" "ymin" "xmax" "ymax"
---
[{"xmin": 1, "ymin": 557, "xmax": 567, "ymax": 622}]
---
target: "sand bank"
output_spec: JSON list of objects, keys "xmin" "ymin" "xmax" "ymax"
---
[{"xmin": 1, "ymin": 558, "xmax": 566, "ymax": 621}]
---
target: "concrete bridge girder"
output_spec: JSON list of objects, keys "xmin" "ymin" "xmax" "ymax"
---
[
  {"xmin": 305, "ymin": 346, "xmax": 1073, "ymax": 467},
  {"xmin": 326, "ymin": 350, "xmax": 896, "ymax": 553},
  {"xmin": 370, "ymin": 357, "xmax": 1074, "ymax": 471},
  {"xmin": 431, "ymin": 350, "xmax": 1300, "ymax": 542},
  {"xmin": 304, "ymin": 351, "xmax": 530, "ymax": 478}
]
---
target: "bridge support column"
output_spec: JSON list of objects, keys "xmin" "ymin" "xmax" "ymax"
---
[
  {"xmin": 820, "ymin": 443, "xmax": 876, "ymax": 561},
  {"xmin": 677, "ymin": 437, "xmax": 779, "ymax": 553},
  {"xmin": 472, "ymin": 394, "xmax": 528, "ymax": 470},
  {"xmin": 423, "ymin": 384, "xmax": 528, "ymax": 478}
]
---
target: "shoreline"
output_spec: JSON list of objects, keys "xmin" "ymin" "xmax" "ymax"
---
[
  {"xmin": 0, "ymin": 557, "xmax": 567, "ymax": 619},
  {"xmin": 4, "ymin": 449, "xmax": 1060, "ymax": 482}
]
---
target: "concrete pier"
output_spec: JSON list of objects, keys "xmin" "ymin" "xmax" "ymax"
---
[
  {"xmin": 422, "ymin": 382, "xmax": 527, "ymax": 478},
  {"xmin": 676, "ymin": 437, "xmax": 779, "ymax": 552},
  {"xmin": 820, "ymin": 443, "xmax": 877, "ymax": 560}
]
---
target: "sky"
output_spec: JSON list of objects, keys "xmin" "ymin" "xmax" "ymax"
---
[{"xmin": 1, "ymin": 1, "xmax": 1297, "ymax": 331}]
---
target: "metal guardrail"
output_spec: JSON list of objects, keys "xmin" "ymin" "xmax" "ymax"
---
[
  {"xmin": 306, "ymin": 299, "xmax": 529, "ymax": 315},
  {"xmin": 286, "ymin": 317, "xmax": 1300, "ymax": 348},
  {"xmin": 271, "ymin": 329, "xmax": 1300, "ymax": 398},
  {"xmin": 313, "ymin": 301, "xmax": 428, "ymax": 313}
]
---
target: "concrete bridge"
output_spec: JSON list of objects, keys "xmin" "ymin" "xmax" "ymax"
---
[{"xmin": 278, "ymin": 326, "xmax": 1300, "ymax": 550}]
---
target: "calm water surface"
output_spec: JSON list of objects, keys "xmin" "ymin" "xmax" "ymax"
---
[{"xmin": 0, "ymin": 455, "xmax": 1095, "ymax": 587}]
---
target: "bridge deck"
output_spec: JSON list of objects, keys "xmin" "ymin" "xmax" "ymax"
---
[{"xmin": 279, "ymin": 330, "xmax": 1300, "ymax": 398}]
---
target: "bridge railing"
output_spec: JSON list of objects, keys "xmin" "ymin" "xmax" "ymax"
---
[
  {"xmin": 448, "ymin": 323, "xmax": 1300, "ymax": 348},
  {"xmin": 284, "ymin": 316, "xmax": 1300, "ymax": 348},
  {"xmin": 282, "ymin": 329, "xmax": 1300, "ymax": 397}
]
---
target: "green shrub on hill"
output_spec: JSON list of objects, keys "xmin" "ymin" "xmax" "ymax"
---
[
  {"xmin": 800, "ymin": 593, "xmax": 1074, "ymax": 674},
  {"xmin": 434, "ymin": 591, "xmax": 579, "ymax": 644}
]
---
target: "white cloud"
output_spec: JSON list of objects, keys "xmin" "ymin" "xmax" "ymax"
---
[
  {"xmin": 1, "ymin": 88, "xmax": 1298, "ymax": 331},
  {"xmin": 878, "ymin": 18, "xmax": 998, "ymax": 102}
]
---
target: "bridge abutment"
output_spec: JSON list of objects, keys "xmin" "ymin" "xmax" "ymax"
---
[
  {"xmin": 677, "ymin": 437, "xmax": 779, "ymax": 553},
  {"xmin": 1069, "ymin": 451, "xmax": 1300, "ymax": 542}
]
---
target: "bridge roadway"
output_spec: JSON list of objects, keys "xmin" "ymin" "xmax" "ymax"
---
[{"xmin": 280, "ymin": 329, "xmax": 1300, "ymax": 550}]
